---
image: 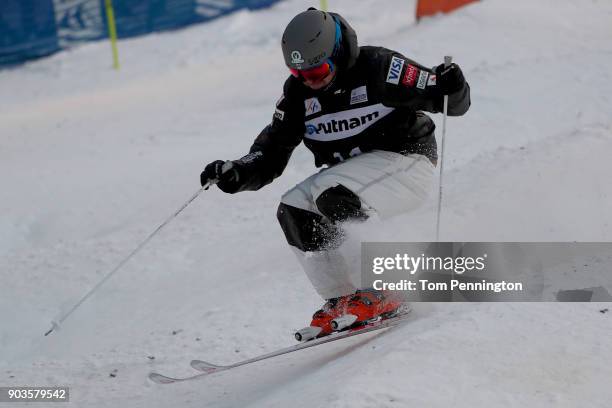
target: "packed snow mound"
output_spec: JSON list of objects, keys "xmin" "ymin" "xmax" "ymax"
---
[{"xmin": 1, "ymin": 0, "xmax": 611, "ymax": 407}]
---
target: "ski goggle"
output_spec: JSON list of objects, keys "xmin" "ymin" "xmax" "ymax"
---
[
  {"xmin": 289, "ymin": 59, "xmax": 335, "ymax": 82},
  {"xmin": 289, "ymin": 16, "xmax": 341, "ymax": 82}
]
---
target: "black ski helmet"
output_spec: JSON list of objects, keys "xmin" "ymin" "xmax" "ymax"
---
[{"xmin": 281, "ymin": 9, "xmax": 342, "ymax": 71}]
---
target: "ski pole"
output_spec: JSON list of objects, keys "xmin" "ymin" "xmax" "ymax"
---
[
  {"xmin": 44, "ymin": 181, "xmax": 214, "ymax": 336},
  {"xmin": 435, "ymin": 55, "xmax": 452, "ymax": 241}
]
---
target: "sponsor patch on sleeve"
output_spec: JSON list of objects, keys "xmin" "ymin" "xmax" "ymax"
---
[
  {"xmin": 386, "ymin": 56, "xmax": 405, "ymax": 85},
  {"xmin": 239, "ymin": 151, "xmax": 263, "ymax": 163},
  {"xmin": 416, "ymin": 70, "xmax": 429, "ymax": 90},
  {"xmin": 427, "ymin": 74, "xmax": 437, "ymax": 86},
  {"xmin": 401, "ymin": 64, "xmax": 420, "ymax": 88},
  {"xmin": 274, "ymin": 108, "xmax": 285, "ymax": 121}
]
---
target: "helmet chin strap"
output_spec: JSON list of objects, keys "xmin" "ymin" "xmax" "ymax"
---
[{"xmin": 320, "ymin": 70, "xmax": 339, "ymax": 93}]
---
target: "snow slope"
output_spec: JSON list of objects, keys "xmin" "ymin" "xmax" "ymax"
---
[{"xmin": 1, "ymin": 0, "xmax": 611, "ymax": 407}]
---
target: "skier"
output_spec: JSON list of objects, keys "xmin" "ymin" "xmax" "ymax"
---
[{"xmin": 200, "ymin": 8, "xmax": 470, "ymax": 339}]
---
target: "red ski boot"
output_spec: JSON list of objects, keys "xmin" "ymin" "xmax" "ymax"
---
[
  {"xmin": 294, "ymin": 290, "xmax": 405, "ymax": 341},
  {"xmin": 331, "ymin": 289, "xmax": 404, "ymax": 330},
  {"xmin": 294, "ymin": 295, "xmax": 352, "ymax": 341}
]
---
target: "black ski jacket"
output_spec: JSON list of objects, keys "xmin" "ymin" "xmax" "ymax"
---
[{"xmin": 227, "ymin": 15, "xmax": 470, "ymax": 193}]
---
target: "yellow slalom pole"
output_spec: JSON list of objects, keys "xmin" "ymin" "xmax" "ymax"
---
[
  {"xmin": 105, "ymin": 0, "xmax": 120, "ymax": 70},
  {"xmin": 320, "ymin": 0, "xmax": 328, "ymax": 11}
]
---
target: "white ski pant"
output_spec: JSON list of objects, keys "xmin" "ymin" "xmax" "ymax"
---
[{"xmin": 279, "ymin": 150, "xmax": 435, "ymax": 300}]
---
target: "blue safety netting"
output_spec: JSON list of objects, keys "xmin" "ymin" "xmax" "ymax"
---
[{"xmin": 0, "ymin": 0, "xmax": 281, "ymax": 67}]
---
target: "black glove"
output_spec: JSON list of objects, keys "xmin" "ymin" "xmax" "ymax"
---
[
  {"xmin": 435, "ymin": 62, "xmax": 466, "ymax": 94},
  {"xmin": 200, "ymin": 160, "xmax": 243, "ymax": 193}
]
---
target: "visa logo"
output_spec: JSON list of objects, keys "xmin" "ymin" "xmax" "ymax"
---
[{"xmin": 386, "ymin": 56, "xmax": 405, "ymax": 85}]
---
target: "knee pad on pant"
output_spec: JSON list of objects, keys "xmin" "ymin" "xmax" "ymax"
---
[
  {"xmin": 277, "ymin": 202, "xmax": 332, "ymax": 252},
  {"xmin": 315, "ymin": 184, "xmax": 368, "ymax": 223}
]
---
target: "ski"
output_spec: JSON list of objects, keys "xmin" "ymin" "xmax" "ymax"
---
[{"xmin": 148, "ymin": 308, "xmax": 411, "ymax": 384}]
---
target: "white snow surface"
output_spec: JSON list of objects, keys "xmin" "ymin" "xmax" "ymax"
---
[{"xmin": 2, "ymin": 0, "xmax": 612, "ymax": 406}]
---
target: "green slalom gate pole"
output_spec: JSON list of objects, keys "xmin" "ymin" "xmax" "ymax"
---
[
  {"xmin": 320, "ymin": 0, "xmax": 328, "ymax": 11},
  {"xmin": 105, "ymin": 0, "xmax": 120, "ymax": 70}
]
